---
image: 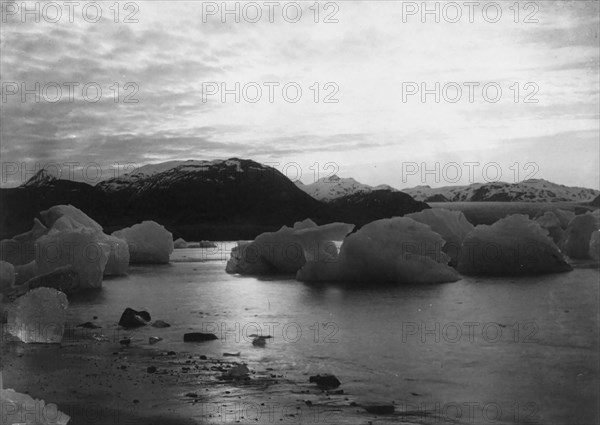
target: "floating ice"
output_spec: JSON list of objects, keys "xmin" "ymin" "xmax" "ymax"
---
[
  {"xmin": 101, "ymin": 235, "xmax": 130, "ymax": 276},
  {"xmin": 534, "ymin": 208, "xmax": 575, "ymax": 229},
  {"xmin": 226, "ymin": 241, "xmax": 273, "ymax": 275},
  {"xmin": 405, "ymin": 208, "xmax": 474, "ymax": 264},
  {"xmin": 0, "ymin": 260, "xmax": 15, "ymax": 293},
  {"xmin": 297, "ymin": 217, "xmax": 459, "ymax": 283},
  {"xmin": 559, "ymin": 212, "xmax": 600, "ymax": 259},
  {"xmin": 0, "ymin": 386, "xmax": 70, "ymax": 425},
  {"xmin": 7, "ymin": 287, "xmax": 69, "ymax": 343},
  {"xmin": 226, "ymin": 219, "xmax": 354, "ymax": 275},
  {"xmin": 0, "ymin": 218, "xmax": 48, "ymax": 266},
  {"xmin": 14, "ymin": 261, "xmax": 38, "ymax": 286},
  {"xmin": 535, "ymin": 211, "xmax": 564, "ymax": 244},
  {"xmin": 112, "ymin": 221, "xmax": 174, "ymax": 264},
  {"xmin": 174, "ymin": 237, "xmax": 188, "ymax": 249},
  {"xmin": 35, "ymin": 228, "xmax": 109, "ymax": 289},
  {"xmin": 457, "ymin": 214, "xmax": 572, "ymax": 275},
  {"xmin": 589, "ymin": 230, "xmax": 600, "ymax": 261},
  {"xmin": 40, "ymin": 204, "xmax": 103, "ymax": 232}
]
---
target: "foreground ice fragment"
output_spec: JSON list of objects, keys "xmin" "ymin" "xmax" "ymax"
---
[
  {"xmin": 40, "ymin": 204, "xmax": 103, "ymax": 232},
  {"xmin": 457, "ymin": 214, "xmax": 572, "ymax": 275},
  {"xmin": 7, "ymin": 287, "xmax": 69, "ymax": 343},
  {"xmin": 0, "ymin": 386, "xmax": 70, "ymax": 424},
  {"xmin": 112, "ymin": 221, "xmax": 174, "ymax": 264}
]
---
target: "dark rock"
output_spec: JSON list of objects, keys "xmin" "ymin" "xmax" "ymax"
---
[
  {"xmin": 200, "ymin": 355, "xmax": 208, "ymax": 360},
  {"xmin": 167, "ymin": 351, "xmax": 177, "ymax": 355},
  {"xmin": 77, "ymin": 321, "xmax": 101, "ymax": 329},
  {"xmin": 119, "ymin": 338, "xmax": 131, "ymax": 346},
  {"xmin": 147, "ymin": 366, "xmax": 157, "ymax": 373},
  {"xmin": 151, "ymin": 320, "xmax": 171, "ymax": 328},
  {"xmin": 185, "ymin": 392, "xmax": 198, "ymax": 398},
  {"xmin": 184, "ymin": 332, "xmax": 218, "ymax": 342},
  {"xmin": 309, "ymin": 374, "xmax": 341, "ymax": 388},
  {"xmin": 364, "ymin": 405, "xmax": 395, "ymax": 415},
  {"xmin": 118, "ymin": 308, "xmax": 151, "ymax": 328}
]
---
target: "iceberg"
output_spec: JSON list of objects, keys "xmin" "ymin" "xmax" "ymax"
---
[
  {"xmin": 297, "ymin": 217, "xmax": 459, "ymax": 284},
  {"xmin": 0, "ymin": 260, "xmax": 15, "ymax": 293},
  {"xmin": 40, "ymin": 204, "xmax": 103, "ymax": 232},
  {"xmin": 0, "ymin": 386, "xmax": 70, "ymax": 425},
  {"xmin": 112, "ymin": 221, "xmax": 174, "ymax": 264},
  {"xmin": 457, "ymin": 214, "xmax": 572, "ymax": 275},
  {"xmin": 589, "ymin": 230, "xmax": 600, "ymax": 261},
  {"xmin": 174, "ymin": 237, "xmax": 188, "ymax": 249},
  {"xmin": 535, "ymin": 211, "xmax": 564, "ymax": 244},
  {"xmin": 559, "ymin": 212, "xmax": 600, "ymax": 259},
  {"xmin": 7, "ymin": 287, "xmax": 69, "ymax": 343},
  {"xmin": 101, "ymin": 235, "xmax": 130, "ymax": 276},
  {"xmin": 14, "ymin": 260, "xmax": 38, "ymax": 286},
  {"xmin": 0, "ymin": 218, "xmax": 49, "ymax": 266},
  {"xmin": 226, "ymin": 220, "xmax": 354, "ymax": 275},
  {"xmin": 405, "ymin": 208, "xmax": 474, "ymax": 264},
  {"xmin": 35, "ymin": 228, "xmax": 109, "ymax": 289}
]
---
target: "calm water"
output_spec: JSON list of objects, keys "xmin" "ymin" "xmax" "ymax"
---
[{"xmin": 66, "ymin": 245, "xmax": 599, "ymax": 425}]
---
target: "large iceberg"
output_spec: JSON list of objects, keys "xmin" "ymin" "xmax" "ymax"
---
[
  {"xmin": 7, "ymin": 287, "xmax": 69, "ymax": 343},
  {"xmin": 0, "ymin": 260, "xmax": 15, "ymax": 293},
  {"xmin": 559, "ymin": 212, "xmax": 600, "ymax": 259},
  {"xmin": 297, "ymin": 217, "xmax": 459, "ymax": 284},
  {"xmin": 112, "ymin": 221, "xmax": 173, "ymax": 264},
  {"xmin": 226, "ymin": 219, "xmax": 354, "ymax": 275},
  {"xmin": 457, "ymin": 214, "xmax": 572, "ymax": 275},
  {"xmin": 35, "ymin": 228, "xmax": 109, "ymax": 289},
  {"xmin": 405, "ymin": 208, "xmax": 474, "ymax": 265},
  {"xmin": 39, "ymin": 205, "xmax": 129, "ymax": 276}
]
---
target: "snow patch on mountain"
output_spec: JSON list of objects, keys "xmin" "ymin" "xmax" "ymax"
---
[
  {"xmin": 295, "ymin": 175, "xmax": 398, "ymax": 202},
  {"xmin": 403, "ymin": 179, "xmax": 599, "ymax": 203}
]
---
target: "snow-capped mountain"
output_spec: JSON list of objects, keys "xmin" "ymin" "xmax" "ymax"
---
[
  {"xmin": 20, "ymin": 169, "xmax": 58, "ymax": 187},
  {"xmin": 295, "ymin": 175, "xmax": 398, "ymax": 202},
  {"xmin": 96, "ymin": 158, "xmax": 253, "ymax": 193},
  {"xmin": 403, "ymin": 179, "xmax": 599, "ymax": 203}
]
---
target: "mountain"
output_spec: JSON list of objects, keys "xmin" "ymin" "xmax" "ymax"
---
[
  {"xmin": 295, "ymin": 175, "xmax": 398, "ymax": 201},
  {"xmin": 2, "ymin": 159, "xmax": 338, "ymax": 240},
  {"xmin": 403, "ymin": 179, "xmax": 599, "ymax": 203},
  {"xmin": 328, "ymin": 190, "xmax": 429, "ymax": 227}
]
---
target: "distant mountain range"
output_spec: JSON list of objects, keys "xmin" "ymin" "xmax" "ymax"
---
[
  {"xmin": 296, "ymin": 175, "xmax": 599, "ymax": 203},
  {"xmin": 0, "ymin": 159, "xmax": 427, "ymax": 239}
]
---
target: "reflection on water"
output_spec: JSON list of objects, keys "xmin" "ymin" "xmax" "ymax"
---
[{"xmin": 64, "ymin": 247, "xmax": 599, "ymax": 425}]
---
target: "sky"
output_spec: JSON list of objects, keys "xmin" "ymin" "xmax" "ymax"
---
[{"xmin": 1, "ymin": 0, "xmax": 599, "ymax": 189}]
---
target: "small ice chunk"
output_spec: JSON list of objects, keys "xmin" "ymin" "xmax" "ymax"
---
[
  {"xmin": 559, "ymin": 212, "xmax": 600, "ymax": 259},
  {"xmin": 0, "ymin": 260, "xmax": 15, "ymax": 293},
  {"xmin": 457, "ymin": 214, "xmax": 572, "ymax": 275},
  {"xmin": 112, "ymin": 221, "xmax": 174, "ymax": 264},
  {"xmin": 35, "ymin": 228, "xmax": 109, "ymax": 289},
  {"xmin": 7, "ymin": 287, "xmax": 69, "ymax": 343},
  {"xmin": 225, "ymin": 241, "xmax": 273, "ymax": 275},
  {"xmin": 405, "ymin": 208, "xmax": 474, "ymax": 265}
]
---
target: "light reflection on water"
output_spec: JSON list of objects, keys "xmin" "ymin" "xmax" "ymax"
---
[{"xmin": 66, "ymin": 247, "xmax": 599, "ymax": 425}]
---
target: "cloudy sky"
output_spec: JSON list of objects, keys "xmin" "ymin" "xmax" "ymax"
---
[{"xmin": 1, "ymin": 0, "xmax": 598, "ymax": 189}]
